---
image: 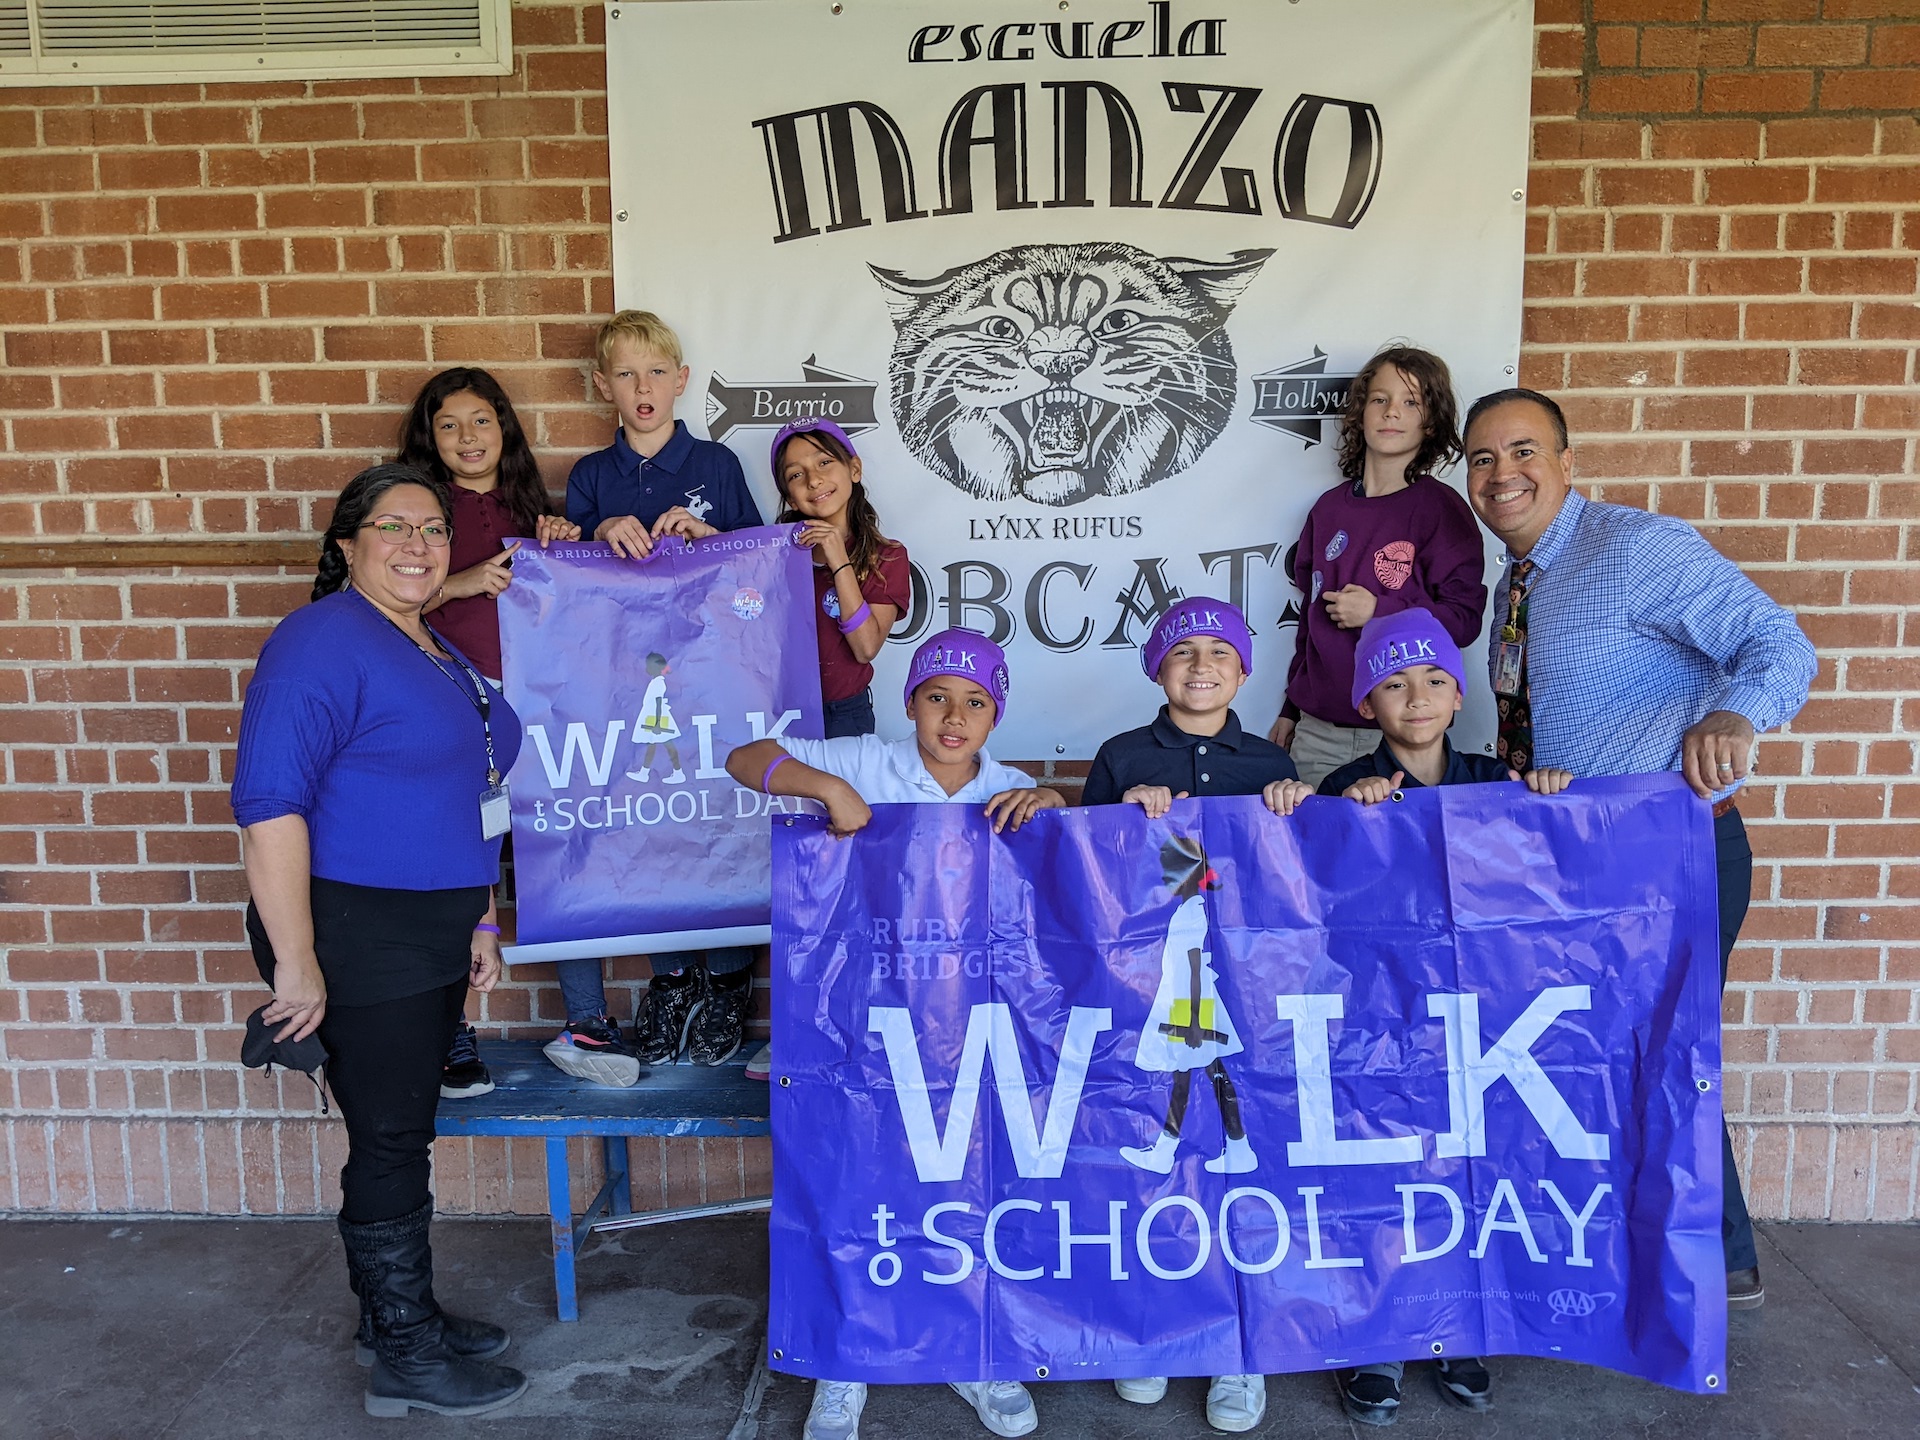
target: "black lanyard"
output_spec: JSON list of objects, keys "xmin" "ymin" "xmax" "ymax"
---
[{"xmin": 355, "ymin": 590, "xmax": 502, "ymax": 784}]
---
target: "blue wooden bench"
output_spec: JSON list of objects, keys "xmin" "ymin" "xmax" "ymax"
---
[{"xmin": 434, "ymin": 1039, "xmax": 770, "ymax": 1320}]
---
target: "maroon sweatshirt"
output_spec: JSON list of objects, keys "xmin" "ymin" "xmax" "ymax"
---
[{"xmin": 1282, "ymin": 475, "xmax": 1488, "ymax": 728}]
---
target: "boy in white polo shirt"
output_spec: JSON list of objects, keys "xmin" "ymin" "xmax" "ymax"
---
[
  {"xmin": 728, "ymin": 626, "xmax": 1062, "ymax": 835},
  {"xmin": 726, "ymin": 627, "xmax": 1063, "ymax": 1440}
]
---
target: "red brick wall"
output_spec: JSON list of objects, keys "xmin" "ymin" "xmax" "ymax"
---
[{"xmin": 2, "ymin": 1, "xmax": 1915, "ymax": 1219}]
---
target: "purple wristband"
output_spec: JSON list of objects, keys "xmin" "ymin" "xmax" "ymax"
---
[
  {"xmin": 838, "ymin": 601, "xmax": 872, "ymax": 635},
  {"xmin": 760, "ymin": 754, "xmax": 791, "ymax": 794},
  {"xmin": 474, "ymin": 922, "xmax": 501, "ymax": 935}
]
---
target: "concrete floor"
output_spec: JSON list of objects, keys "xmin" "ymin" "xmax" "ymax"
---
[{"xmin": 0, "ymin": 1216, "xmax": 1915, "ymax": 1439}]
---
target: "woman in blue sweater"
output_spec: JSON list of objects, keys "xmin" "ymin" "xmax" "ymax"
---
[{"xmin": 232, "ymin": 464, "xmax": 529, "ymax": 1420}]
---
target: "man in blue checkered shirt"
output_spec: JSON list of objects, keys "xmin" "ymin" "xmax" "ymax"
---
[{"xmin": 1464, "ymin": 388, "xmax": 1815, "ymax": 1315}]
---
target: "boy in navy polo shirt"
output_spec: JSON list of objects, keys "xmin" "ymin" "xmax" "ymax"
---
[
  {"xmin": 1320, "ymin": 608, "xmax": 1572, "ymax": 803},
  {"xmin": 1084, "ymin": 597, "xmax": 1312, "ymax": 820},
  {"xmin": 564, "ymin": 309, "xmax": 762, "ymax": 558},
  {"xmin": 1082, "ymin": 597, "xmax": 1307, "ymax": 1437},
  {"xmin": 1321, "ymin": 606, "xmax": 1569, "ymax": 1427},
  {"xmin": 544, "ymin": 311, "xmax": 766, "ymax": 1087}
]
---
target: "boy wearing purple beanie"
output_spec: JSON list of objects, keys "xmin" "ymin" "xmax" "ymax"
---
[
  {"xmin": 1321, "ymin": 606, "xmax": 1570, "ymax": 1425},
  {"xmin": 1082, "ymin": 597, "xmax": 1309, "ymax": 1435},
  {"xmin": 724, "ymin": 627, "xmax": 1061, "ymax": 1440},
  {"xmin": 1084, "ymin": 597, "xmax": 1312, "ymax": 820},
  {"xmin": 1320, "ymin": 607, "xmax": 1572, "ymax": 805}
]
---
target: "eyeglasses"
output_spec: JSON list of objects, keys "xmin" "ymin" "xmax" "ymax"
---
[{"xmin": 360, "ymin": 520, "xmax": 452, "ymax": 546}]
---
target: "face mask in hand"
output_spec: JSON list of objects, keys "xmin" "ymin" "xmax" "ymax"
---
[{"xmin": 240, "ymin": 1006, "xmax": 331, "ymax": 1114}]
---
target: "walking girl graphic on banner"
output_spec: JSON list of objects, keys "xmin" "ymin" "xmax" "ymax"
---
[
  {"xmin": 1121, "ymin": 835, "xmax": 1258, "ymax": 1176},
  {"xmin": 626, "ymin": 651, "xmax": 687, "ymax": 784}
]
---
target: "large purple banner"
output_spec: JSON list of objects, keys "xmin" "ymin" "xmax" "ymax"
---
[
  {"xmin": 769, "ymin": 777, "xmax": 1727, "ymax": 1393},
  {"xmin": 499, "ymin": 528, "xmax": 822, "ymax": 961}
]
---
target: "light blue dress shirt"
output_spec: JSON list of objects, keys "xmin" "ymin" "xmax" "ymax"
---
[{"xmin": 1488, "ymin": 491, "xmax": 1816, "ymax": 795}]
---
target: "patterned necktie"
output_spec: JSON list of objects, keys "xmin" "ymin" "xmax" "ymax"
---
[{"xmin": 1496, "ymin": 559, "xmax": 1537, "ymax": 773}]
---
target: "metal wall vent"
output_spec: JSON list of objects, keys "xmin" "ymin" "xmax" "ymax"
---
[{"xmin": 0, "ymin": 0, "xmax": 511, "ymax": 84}]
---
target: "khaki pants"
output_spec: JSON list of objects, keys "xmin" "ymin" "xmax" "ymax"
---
[{"xmin": 1288, "ymin": 712, "xmax": 1379, "ymax": 789}]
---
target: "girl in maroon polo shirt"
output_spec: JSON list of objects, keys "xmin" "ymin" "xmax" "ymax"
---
[
  {"xmin": 397, "ymin": 367, "xmax": 581, "ymax": 684},
  {"xmin": 396, "ymin": 367, "xmax": 580, "ymax": 1099},
  {"xmin": 769, "ymin": 419, "xmax": 911, "ymax": 741}
]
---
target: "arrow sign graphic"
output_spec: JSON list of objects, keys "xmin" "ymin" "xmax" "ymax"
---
[
  {"xmin": 705, "ymin": 358, "xmax": 880, "ymax": 443},
  {"xmin": 1249, "ymin": 348, "xmax": 1357, "ymax": 447}
]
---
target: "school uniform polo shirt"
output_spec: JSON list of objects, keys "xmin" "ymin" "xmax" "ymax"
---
[
  {"xmin": 1317, "ymin": 737, "xmax": 1512, "ymax": 797},
  {"xmin": 779, "ymin": 734, "xmax": 1035, "ymax": 806},
  {"xmin": 564, "ymin": 421, "xmax": 762, "ymax": 538},
  {"xmin": 1081, "ymin": 707, "xmax": 1298, "ymax": 807}
]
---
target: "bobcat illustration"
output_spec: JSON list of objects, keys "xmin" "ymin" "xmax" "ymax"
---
[{"xmin": 871, "ymin": 242, "xmax": 1273, "ymax": 506}]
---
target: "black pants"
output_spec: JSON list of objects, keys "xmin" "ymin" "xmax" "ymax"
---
[
  {"xmin": 322, "ymin": 980, "xmax": 467, "ymax": 1224},
  {"xmin": 1714, "ymin": 807, "xmax": 1757, "ymax": 1273}
]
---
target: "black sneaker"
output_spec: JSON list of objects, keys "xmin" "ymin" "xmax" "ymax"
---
[
  {"xmin": 1338, "ymin": 1362, "xmax": 1403, "ymax": 1427},
  {"xmin": 440, "ymin": 1022, "xmax": 495, "ymax": 1099},
  {"xmin": 633, "ymin": 969, "xmax": 702, "ymax": 1064},
  {"xmin": 689, "ymin": 971, "xmax": 752, "ymax": 1066},
  {"xmin": 1434, "ymin": 1357, "xmax": 1492, "ymax": 1412},
  {"xmin": 542, "ymin": 1015, "xmax": 641, "ymax": 1087}
]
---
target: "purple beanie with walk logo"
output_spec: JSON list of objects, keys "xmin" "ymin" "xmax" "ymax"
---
[
  {"xmin": 1350, "ymin": 607, "xmax": 1467, "ymax": 711},
  {"xmin": 1140, "ymin": 597, "xmax": 1255, "ymax": 680},
  {"xmin": 903, "ymin": 627, "xmax": 1011, "ymax": 726}
]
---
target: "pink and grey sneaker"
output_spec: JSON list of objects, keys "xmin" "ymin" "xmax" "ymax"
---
[
  {"xmin": 744, "ymin": 1043, "xmax": 772, "ymax": 1082},
  {"xmin": 541, "ymin": 1015, "xmax": 641, "ymax": 1088}
]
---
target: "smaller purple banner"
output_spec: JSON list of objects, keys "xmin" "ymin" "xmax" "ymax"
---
[
  {"xmin": 769, "ymin": 776, "xmax": 1727, "ymax": 1394},
  {"xmin": 499, "ymin": 528, "xmax": 822, "ymax": 959}
]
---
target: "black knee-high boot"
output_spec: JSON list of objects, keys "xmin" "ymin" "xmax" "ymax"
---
[
  {"xmin": 340, "ymin": 1201, "xmax": 528, "ymax": 1418},
  {"xmin": 341, "ymin": 1206, "xmax": 512, "ymax": 1366}
]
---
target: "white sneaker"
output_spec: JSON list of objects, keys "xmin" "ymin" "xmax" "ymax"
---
[
  {"xmin": 745, "ymin": 1042, "xmax": 772, "ymax": 1081},
  {"xmin": 1206, "ymin": 1373, "xmax": 1266, "ymax": 1433},
  {"xmin": 1121, "ymin": 1130, "xmax": 1178, "ymax": 1173},
  {"xmin": 626, "ymin": 767, "xmax": 650, "ymax": 782},
  {"xmin": 803, "ymin": 1379, "xmax": 867, "ymax": 1440},
  {"xmin": 664, "ymin": 768, "xmax": 687, "ymax": 784},
  {"xmin": 1204, "ymin": 1134, "xmax": 1258, "ymax": 1174},
  {"xmin": 949, "ymin": 1380, "xmax": 1038, "ymax": 1437},
  {"xmin": 1114, "ymin": 1375, "xmax": 1168, "ymax": 1404}
]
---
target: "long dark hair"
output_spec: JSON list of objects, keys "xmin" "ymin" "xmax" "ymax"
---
[
  {"xmin": 396, "ymin": 366, "xmax": 552, "ymax": 533},
  {"xmin": 1336, "ymin": 345, "xmax": 1463, "ymax": 483},
  {"xmin": 773, "ymin": 429, "xmax": 893, "ymax": 580},
  {"xmin": 313, "ymin": 464, "xmax": 450, "ymax": 603}
]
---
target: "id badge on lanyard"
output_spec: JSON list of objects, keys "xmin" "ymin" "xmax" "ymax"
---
[
  {"xmin": 466, "ymin": 680, "xmax": 510, "ymax": 839},
  {"xmin": 1493, "ymin": 566, "xmax": 1534, "ymax": 696},
  {"xmin": 427, "ymin": 643, "xmax": 510, "ymax": 839},
  {"xmin": 366, "ymin": 595, "xmax": 514, "ymax": 840},
  {"xmin": 480, "ymin": 780, "xmax": 511, "ymax": 840},
  {"xmin": 1493, "ymin": 640, "xmax": 1525, "ymax": 696}
]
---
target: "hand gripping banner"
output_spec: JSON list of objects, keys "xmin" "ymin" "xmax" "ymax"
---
[
  {"xmin": 769, "ymin": 777, "xmax": 1727, "ymax": 1393},
  {"xmin": 499, "ymin": 528, "xmax": 822, "ymax": 961}
]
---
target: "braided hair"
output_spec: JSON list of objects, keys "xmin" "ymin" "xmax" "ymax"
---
[
  {"xmin": 396, "ymin": 366, "xmax": 554, "ymax": 534},
  {"xmin": 312, "ymin": 463, "xmax": 450, "ymax": 603}
]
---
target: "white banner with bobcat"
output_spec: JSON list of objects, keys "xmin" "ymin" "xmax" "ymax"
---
[{"xmin": 608, "ymin": 0, "xmax": 1533, "ymax": 759}]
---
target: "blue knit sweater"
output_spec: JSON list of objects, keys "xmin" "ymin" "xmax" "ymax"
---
[{"xmin": 231, "ymin": 589, "xmax": 524, "ymax": 890}]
